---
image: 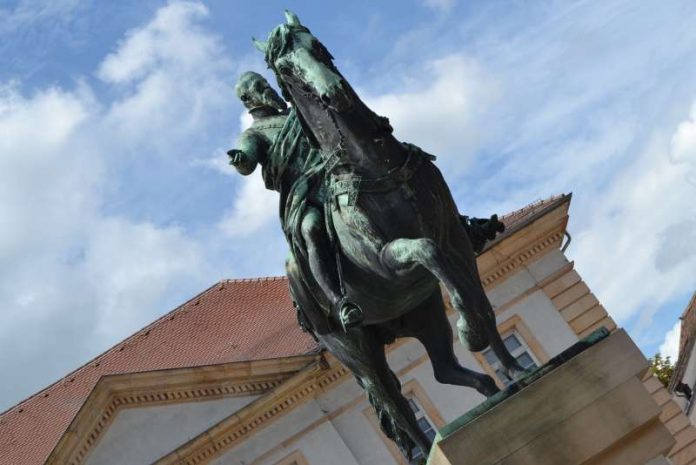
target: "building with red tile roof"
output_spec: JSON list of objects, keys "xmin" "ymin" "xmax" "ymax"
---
[
  {"xmin": 0, "ymin": 277, "xmax": 316, "ymax": 465},
  {"xmin": 3, "ymin": 193, "xmax": 695, "ymax": 465}
]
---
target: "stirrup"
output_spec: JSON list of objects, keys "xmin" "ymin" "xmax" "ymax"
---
[{"xmin": 336, "ymin": 297, "xmax": 364, "ymax": 332}]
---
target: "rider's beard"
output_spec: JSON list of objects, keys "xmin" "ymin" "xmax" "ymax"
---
[{"xmin": 261, "ymin": 88, "xmax": 288, "ymax": 112}]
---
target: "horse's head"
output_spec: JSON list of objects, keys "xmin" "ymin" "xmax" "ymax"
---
[{"xmin": 254, "ymin": 11, "xmax": 354, "ymax": 113}]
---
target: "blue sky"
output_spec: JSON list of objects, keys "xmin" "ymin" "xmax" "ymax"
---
[{"xmin": 2, "ymin": 0, "xmax": 696, "ymax": 411}]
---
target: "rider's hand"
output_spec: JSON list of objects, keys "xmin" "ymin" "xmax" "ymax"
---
[{"xmin": 227, "ymin": 149, "xmax": 246, "ymax": 166}]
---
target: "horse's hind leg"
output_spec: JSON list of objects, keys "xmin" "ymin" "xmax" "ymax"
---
[
  {"xmin": 318, "ymin": 328, "xmax": 432, "ymax": 459},
  {"xmin": 404, "ymin": 291, "xmax": 499, "ymax": 397},
  {"xmin": 381, "ymin": 237, "xmax": 524, "ymax": 380}
]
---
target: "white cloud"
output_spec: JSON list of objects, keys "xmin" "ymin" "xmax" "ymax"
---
[
  {"xmin": 239, "ymin": 110, "xmax": 253, "ymax": 132},
  {"xmin": 215, "ymin": 110, "xmax": 280, "ymax": 238},
  {"xmin": 84, "ymin": 218, "xmax": 204, "ymax": 338},
  {"xmin": 0, "ymin": 81, "xmax": 206, "ymax": 408},
  {"xmin": 331, "ymin": 0, "xmax": 696, "ymax": 355},
  {"xmin": 660, "ymin": 321, "xmax": 681, "ymax": 361},
  {"xmin": 365, "ymin": 55, "xmax": 498, "ymax": 175},
  {"xmin": 98, "ymin": 1, "xmax": 211, "ymax": 85},
  {"xmin": 0, "ymin": 1, "xmax": 230, "ymax": 410},
  {"xmin": 192, "ymin": 148, "xmax": 235, "ymax": 177},
  {"xmin": 570, "ymin": 105, "xmax": 696, "ymax": 330},
  {"xmin": 0, "ymin": 82, "xmax": 98, "ymax": 264},
  {"xmin": 4, "ymin": 0, "xmax": 696, "ymax": 411},
  {"xmin": 671, "ymin": 101, "xmax": 696, "ymax": 184},
  {"xmin": 218, "ymin": 170, "xmax": 278, "ymax": 237},
  {"xmin": 99, "ymin": 1, "xmax": 232, "ymax": 152}
]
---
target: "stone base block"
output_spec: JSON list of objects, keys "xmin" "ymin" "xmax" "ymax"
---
[{"xmin": 428, "ymin": 330, "xmax": 674, "ymax": 465}]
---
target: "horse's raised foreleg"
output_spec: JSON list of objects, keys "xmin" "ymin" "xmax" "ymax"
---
[
  {"xmin": 443, "ymin": 225, "xmax": 528, "ymax": 382},
  {"xmin": 381, "ymin": 237, "xmax": 525, "ymax": 381},
  {"xmin": 402, "ymin": 291, "xmax": 499, "ymax": 397},
  {"xmin": 381, "ymin": 237, "xmax": 487, "ymax": 349},
  {"xmin": 318, "ymin": 328, "xmax": 432, "ymax": 459}
]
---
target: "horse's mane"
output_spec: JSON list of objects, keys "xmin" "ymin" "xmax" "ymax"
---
[
  {"xmin": 265, "ymin": 24, "xmax": 304, "ymax": 68},
  {"xmin": 264, "ymin": 24, "xmax": 336, "ymax": 102},
  {"xmin": 264, "ymin": 25, "xmax": 298, "ymax": 102}
]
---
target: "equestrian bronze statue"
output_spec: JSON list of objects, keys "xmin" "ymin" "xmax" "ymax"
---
[{"xmin": 229, "ymin": 11, "xmax": 522, "ymax": 460}]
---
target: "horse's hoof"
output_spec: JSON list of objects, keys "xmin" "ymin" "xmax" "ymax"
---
[
  {"xmin": 504, "ymin": 363, "xmax": 528, "ymax": 383},
  {"xmin": 478, "ymin": 375, "xmax": 500, "ymax": 398},
  {"xmin": 339, "ymin": 301, "xmax": 364, "ymax": 332}
]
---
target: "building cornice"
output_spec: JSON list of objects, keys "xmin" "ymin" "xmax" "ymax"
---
[{"xmin": 152, "ymin": 359, "xmax": 333, "ymax": 465}]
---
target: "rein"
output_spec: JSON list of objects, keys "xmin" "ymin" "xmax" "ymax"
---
[{"xmin": 300, "ymin": 83, "xmax": 434, "ymax": 203}]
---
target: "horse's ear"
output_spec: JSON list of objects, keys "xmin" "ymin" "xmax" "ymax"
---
[
  {"xmin": 284, "ymin": 10, "xmax": 301, "ymax": 26},
  {"xmin": 252, "ymin": 37, "xmax": 267, "ymax": 53}
]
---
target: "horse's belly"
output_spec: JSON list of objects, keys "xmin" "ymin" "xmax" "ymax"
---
[
  {"xmin": 356, "ymin": 282, "xmax": 437, "ymax": 324},
  {"xmin": 337, "ymin": 242, "xmax": 439, "ymax": 323},
  {"xmin": 330, "ymin": 189, "xmax": 427, "ymax": 272}
]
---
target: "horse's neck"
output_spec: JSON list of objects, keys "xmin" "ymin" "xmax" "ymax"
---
[
  {"xmin": 329, "ymin": 103, "xmax": 407, "ymax": 177},
  {"xmin": 289, "ymin": 91, "xmax": 407, "ymax": 178}
]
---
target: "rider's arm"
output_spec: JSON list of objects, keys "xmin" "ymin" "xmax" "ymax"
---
[{"xmin": 228, "ymin": 131, "xmax": 267, "ymax": 176}]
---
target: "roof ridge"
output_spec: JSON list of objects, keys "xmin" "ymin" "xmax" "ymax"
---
[
  {"xmin": 680, "ymin": 291, "xmax": 696, "ymax": 319},
  {"xmin": 222, "ymin": 276, "xmax": 286, "ymax": 283},
  {"xmin": 479, "ymin": 193, "xmax": 571, "ymax": 254},
  {"xmin": 499, "ymin": 193, "xmax": 567, "ymax": 220},
  {"xmin": 0, "ymin": 280, "xmax": 224, "ymax": 418}
]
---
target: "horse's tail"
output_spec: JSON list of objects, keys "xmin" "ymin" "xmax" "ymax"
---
[{"xmin": 358, "ymin": 370, "xmax": 418, "ymax": 460}]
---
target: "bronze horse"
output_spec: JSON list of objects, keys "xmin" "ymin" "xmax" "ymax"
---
[{"xmin": 253, "ymin": 11, "xmax": 524, "ymax": 458}]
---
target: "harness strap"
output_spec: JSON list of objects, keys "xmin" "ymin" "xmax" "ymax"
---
[{"xmin": 329, "ymin": 148, "xmax": 432, "ymax": 198}]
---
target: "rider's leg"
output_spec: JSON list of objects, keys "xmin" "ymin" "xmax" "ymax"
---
[{"xmin": 300, "ymin": 207, "xmax": 363, "ymax": 329}]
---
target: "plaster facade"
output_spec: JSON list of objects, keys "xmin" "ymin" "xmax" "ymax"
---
[{"xmin": 86, "ymin": 395, "xmax": 259, "ymax": 465}]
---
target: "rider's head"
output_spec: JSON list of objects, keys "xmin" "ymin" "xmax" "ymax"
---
[{"xmin": 235, "ymin": 71, "xmax": 287, "ymax": 113}]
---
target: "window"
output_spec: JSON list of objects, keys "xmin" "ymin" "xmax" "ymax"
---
[
  {"xmin": 408, "ymin": 397, "xmax": 436, "ymax": 464},
  {"xmin": 481, "ymin": 331, "xmax": 538, "ymax": 386}
]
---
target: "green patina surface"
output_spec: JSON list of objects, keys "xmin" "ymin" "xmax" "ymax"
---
[
  {"xmin": 233, "ymin": 11, "xmax": 588, "ymax": 461},
  {"xmin": 429, "ymin": 326, "xmax": 611, "ymax": 458}
]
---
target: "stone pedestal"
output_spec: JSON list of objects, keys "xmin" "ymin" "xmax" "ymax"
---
[{"xmin": 428, "ymin": 330, "xmax": 674, "ymax": 465}]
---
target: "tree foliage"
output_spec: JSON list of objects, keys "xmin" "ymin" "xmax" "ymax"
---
[{"xmin": 650, "ymin": 353, "xmax": 675, "ymax": 388}]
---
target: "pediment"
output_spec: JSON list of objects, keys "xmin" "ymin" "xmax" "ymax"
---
[{"xmin": 45, "ymin": 354, "xmax": 320, "ymax": 465}]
